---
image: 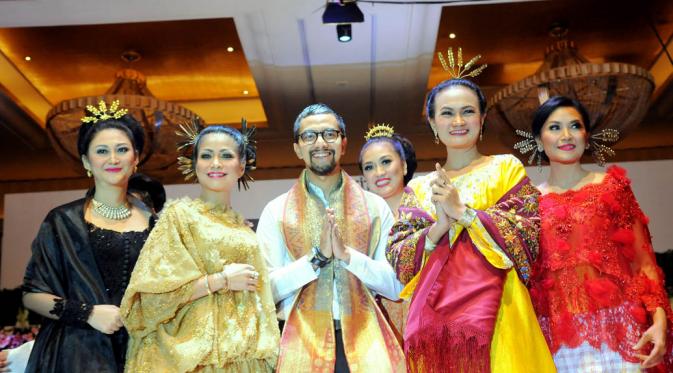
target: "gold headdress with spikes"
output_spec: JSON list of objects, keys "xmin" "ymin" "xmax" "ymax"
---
[
  {"xmin": 81, "ymin": 100, "xmax": 128, "ymax": 124},
  {"xmin": 176, "ymin": 118, "xmax": 202, "ymax": 181},
  {"xmin": 438, "ymin": 47, "xmax": 487, "ymax": 79},
  {"xmin": 364, "ymin": 123, "xmax": 395, "ymax": 141},
  {"xmin": 238, "ymin": 118, "xmax": 257, "ymax": 190},
  {"xmin": 175, "ymin": 118, "xmax": 257, "ymax": 190}
]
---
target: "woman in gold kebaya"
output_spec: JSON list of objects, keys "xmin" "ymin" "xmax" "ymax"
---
[{"xmin": 121, "ymin": 123, "xmax": 279, "ymax": 373}]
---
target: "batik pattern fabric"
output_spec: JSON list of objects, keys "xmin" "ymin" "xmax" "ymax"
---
[
  {"xmin": 387, "ymin": 154, "xmax": 556, "ymax": 373},
  {"xmin": 121, "ymin": 197, "xmax": 279, "ymax": 373},
  {"xmin": 531, "ymin": 166, "xmax": 673, "ymax": 372}
]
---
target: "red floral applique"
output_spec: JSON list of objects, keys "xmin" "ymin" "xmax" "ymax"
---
[
  {"xmin": 600, "ymin": 192, "xmax": 621, "ymax": 214},
  {"xmin": 607, "ymin": 165, "xmax": 628, "ymax": 180},
  {"xmin": 587, "ymin": 251, "xmax": 603, "ymax": 269},
  {"xmin": 584, "ymin": 278, "xmax": 619, "ymax": 308},
  {"xmin": 640, "ymin": 213, "xmax": 650, "ymax": 225},
  {"xmin": 629, "ymin": 304, "xmax": 648, "ymax": 324}
]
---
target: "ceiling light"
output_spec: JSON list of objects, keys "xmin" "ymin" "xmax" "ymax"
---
[
  {"xmin": 46, "ymin": 50, "xmax": 201, "ymax": 174},
  {"xmin": 24, "ymin": 56, "xmax": 31, "ymax": 61},
  {"xmin": 489, "ymin": 23, "xmax": 653, "ymax": 144},
  {"xmin": 243, "ymin": 90, "xmax": 249, "ymax": 95},
  {"xmin": 227, "ymin": 47, "xmax": 234, "ymax": 52},
  {"xmin": 322, "ymin": 2, "xmax": 364, "ymax": 24},
  {"xmin": 337, "ymin": 24, "xmax": 352, "ymax": 43},
  {"xmin": 449, "ymin": 33, "xmax": 456, "ymax": 39}
]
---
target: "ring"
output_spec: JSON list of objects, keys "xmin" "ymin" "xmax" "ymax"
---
[{"xmin": 252, "ymin": 272, "xmax": 259, "ymax": 280}]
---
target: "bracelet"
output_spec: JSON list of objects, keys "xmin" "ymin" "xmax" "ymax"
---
[
  {"xmin": 49, "ymin": 298, "xmax": 94, "ymax": 325},
  {"xmin": 220, "ymin": 272, "xmax": 230, "ymax": 291},
  {"xmin": 313, "ymin": 246, "xmax": 330, "ymax": 262},
  {"xmin": 458, "ymin": 207, "xmax": 477, "ymax": 228},
  {"xmin": 311, "ymin": 246, "xmax": 330, "ymax": 268},
  {"xmin": 204, "ymin": 275, "xmax": 212, "ymax": 296},
  {"xmin": 424, "ymin": 236, "xmax": 438, "ymax": 252}
]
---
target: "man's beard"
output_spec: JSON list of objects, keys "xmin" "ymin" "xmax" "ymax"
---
[{"xmin": 309, "ymin": 150, "xmax": 337, "ymax": 176}]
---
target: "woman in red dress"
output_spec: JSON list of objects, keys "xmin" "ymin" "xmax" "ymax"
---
[{"xmin": 525, "ymin": 96, "xmax": 673, "ymax": 372}]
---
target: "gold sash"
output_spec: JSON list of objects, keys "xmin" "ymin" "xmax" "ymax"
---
[{"xmin": 276, "ymin": 171, "xmax": 405, "ymax": 373}]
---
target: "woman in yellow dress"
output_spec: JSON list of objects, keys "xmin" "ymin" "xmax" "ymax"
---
[
  {"xmin": 121, "ymin": 123, "xmax": 279, "ymax": 373},
  {"xmin": 386, "ymin": 75, "xmax": 555, "ymax": 372}
]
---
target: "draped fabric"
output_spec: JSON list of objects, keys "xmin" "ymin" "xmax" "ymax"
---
[
  {"xmin": 276, "ymin": 170, "xmax": 405, "ymax": 373},
  {"xmin": 386, "ymin": 154, "xmax": 555, "ymax": 373},
  {"xmin": 121, "ymin": 198, "xmax": 279, "ymax": 373},
  {"xmin": 531, "ymin": 166, "xmax": 673, "ymax": 372},
  {"xmin": 22, "ymin": 198, "xmax": 149, "ymax": 373}
]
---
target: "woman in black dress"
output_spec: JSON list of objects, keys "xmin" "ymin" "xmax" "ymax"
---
[{"xmin": 21, "ymin": 101, "xmax": 155, "ymax": 373}]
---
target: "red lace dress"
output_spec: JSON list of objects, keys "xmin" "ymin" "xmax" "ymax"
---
[{"xmin": 531, "ymin": 166, "xmax": 673, "ymax": 372}]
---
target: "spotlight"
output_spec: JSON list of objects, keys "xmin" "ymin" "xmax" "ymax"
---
[
  {"xmin": 337, "ymin": 24, "xmax": 352, "ymax": 43},
  {"xmin": 322, "ymin": 2, "xmax": 364, "ymax": 24}
]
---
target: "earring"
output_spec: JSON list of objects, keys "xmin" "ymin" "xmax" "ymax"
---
[
  {"xmin": 134, "ymin": 165, "xmax": 138, "ymax": 173},
  {"xmin": 479, "ymin": 126, "xmax": 484, "ymax": 142},
  {"xmin": 86, "ymin": 170, "xmax": 92, "ymax": 178},
  {"xmin": 433, "ymin": 130, "xmax": 439, "ymax": 144},
  {"xmin": 513, "ymin": 129, "xmax": 544, "ymax": 172}
]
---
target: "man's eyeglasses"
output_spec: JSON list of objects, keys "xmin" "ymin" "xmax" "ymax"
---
[{"xmin": 298, "ymin": 129, "xmax": 342, "ymax": 145}]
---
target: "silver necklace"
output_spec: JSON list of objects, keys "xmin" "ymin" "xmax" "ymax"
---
[{"xmin": 91, "ymin": 198, "xmax": 131, "ymax": 220}]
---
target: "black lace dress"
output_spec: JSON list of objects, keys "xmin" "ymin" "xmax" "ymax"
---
[{"xmin": 88, "ymin": 222, "xmax": 153, "ymax": 369}]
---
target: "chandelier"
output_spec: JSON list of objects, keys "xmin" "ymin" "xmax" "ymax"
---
[
  {"xmin": 488, "ymin": 25, "xmax": 654, "ymax": 140},
  {"xmin": 46, "ymin": 53, "xmax": 202, "ymax": 175}
]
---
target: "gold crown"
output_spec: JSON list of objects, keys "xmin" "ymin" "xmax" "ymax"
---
[
  {"xmin": 81, "ymin": 100, "xmax": 128, "ymax": 124},
  {"xmin": 438, "ymin": 47, "xmax": 487, "ymax": 79},
  {"xmin": 364, "ymin": 123, "xmax": 395, "ymax": 141}
]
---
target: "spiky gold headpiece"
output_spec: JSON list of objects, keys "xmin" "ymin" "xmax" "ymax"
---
[
  {"xmin": 438, "ymin": 47, "xmax": 487, "ymax": 80},
  {"xmin": 81, "ymin": 100, "xmax": 128, "ymax": 124},
  {"xmin": 364, "ymin": 123, "xmax": 395, "ymax": 141},
  {"xmin": 176, "ymin": 118, "xmax": 202, "ymax": 181}
]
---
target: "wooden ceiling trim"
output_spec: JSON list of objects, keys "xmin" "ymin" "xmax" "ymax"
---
[{"xmin": 0, "ymin": 50, "xmax": 51, "ymax": 126}]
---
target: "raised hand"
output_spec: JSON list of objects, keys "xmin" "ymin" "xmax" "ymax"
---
[
  {"xmin": 319, "ymin": 210, "xmax": 334, "ymax": 259},
  {"xmin": 87, "ymin": 304, "xmax": 123, "ymax": 334},
  {"xmin": 430, "ymin": 163, "xmax": 466, "ymax": 221},
  {"xmin": 327, "ymin": 208, "xmax": 350, "ymax": 263}
]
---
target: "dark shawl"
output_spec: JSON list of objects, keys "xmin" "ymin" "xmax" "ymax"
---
[{"xmin": 22, "ymin": 198, "xmax": 135, "ymax": 373}]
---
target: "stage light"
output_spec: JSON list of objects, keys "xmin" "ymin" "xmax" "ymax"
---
[
  {"xmin": 322, "ymin": 2, "xmax": 364, "ymax": 24},
  {"xmin": 337, "ymin": 24, "xmax": 352, "ymax": 42}
]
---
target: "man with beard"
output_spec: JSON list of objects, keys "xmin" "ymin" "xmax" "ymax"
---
[{"xmin": 257, "ymin": 103, "xmax": 405, "ymax": 373}]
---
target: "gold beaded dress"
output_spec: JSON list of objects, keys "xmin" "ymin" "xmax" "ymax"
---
[{"xmin": 121, "ymin": 197, "xmax": 279, "ymax": 373}]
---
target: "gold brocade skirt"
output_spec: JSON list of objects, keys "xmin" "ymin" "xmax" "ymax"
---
[{"xmin": 190, "ymin": 359, "xmax": 274, "ymax": 373}]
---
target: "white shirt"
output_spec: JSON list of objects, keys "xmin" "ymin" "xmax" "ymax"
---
[{"xmin": 257, "ymin": 177, "xmax": 402, "ymax": 321}]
